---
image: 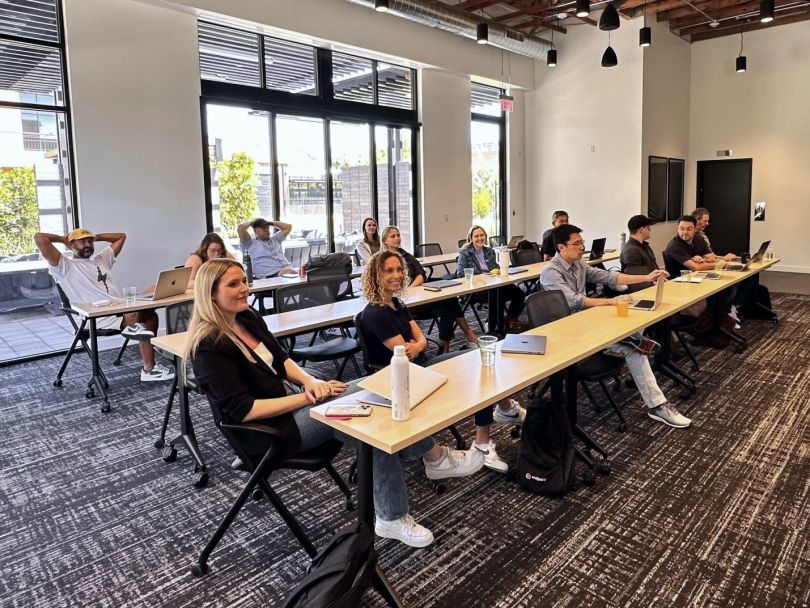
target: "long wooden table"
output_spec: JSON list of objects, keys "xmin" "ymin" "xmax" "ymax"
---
[{"xmin": 312, "ymin": 258, "xmax": 779, "ymax": 607}]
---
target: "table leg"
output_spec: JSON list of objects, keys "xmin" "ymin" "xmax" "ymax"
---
[
  {"xmin": 652, "ymin": 319, "xmax": 696, "ymax": 396},
  {"xmin": 87, "ymin": 317, "xmax": 111, "ymax": 413},
  {"xmin": 166, "ymin": 354, "xmax": 208, "ymax": 487},
  {"xmin": 357, "ymin": 443, "xmax": 405, "ymax": 608}
]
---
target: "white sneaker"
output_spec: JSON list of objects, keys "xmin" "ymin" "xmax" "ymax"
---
[
  {"xmin": 122, "ymin": 322, "xmax": 155, "ymax": 340},
  {"xmin": 473, "ymin": 441, "xmax": 509, "ymax": 473},
  {"xmin": 423, "ymin": 446, "xmax": 484, "ymax": 480},
  {"xmin": 141, "ymin": 363, "xmax": 175, "ymax": 382},
  {"xmin": 729, "ymin": 305, "xmax": 740, "ymax": 323},
  {"xmin": 647, "ymin": 403, "xmax": 691, "ymax": 428},
  {"xmin": 375, "ymin": 514, "xmax": 434, "ymax": 548},
  {"xmin": 493, "ymin": 399, "xmax": 526, "ymax": 425}
]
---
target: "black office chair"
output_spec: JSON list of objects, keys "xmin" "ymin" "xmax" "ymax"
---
[
  {"xmin": 513, "ymin": 248, "xmax": 543, "ymax": 293},
  {"xmin": 457, "ymin": 238, "xmax": 466, "ymax": 249},
  {"xmin": 275, "ymin": 283, "xmax": 361, "ymax": 379},
  {"xmin": 52, "ymin": 284, "xmax": 131, "ymax": 397},
  {"xmin": 414, "ymin": 243, "xmax": 453, "ymax": 280},
  {"xmin": 306, "ymin": 265, "xmax": 354, "ymax": 301},
  {"xmin": 353, "ymin": 310, "xmax": 466, "ymax": 452},
  {"xmin": 525, "ymin": 291, "xmax": 628, "ymax": 432},
  {"xmin": 189, "ymin": 402, "xmax": 354, "ymax": 577},
  {"xmin": 489, "ymin": 235, "xmax": 506, "ymax": 247}
]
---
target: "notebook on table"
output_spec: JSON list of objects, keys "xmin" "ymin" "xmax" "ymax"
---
[
  {"xmin": 629, "ymin": 275, "xmax": 666, "ymax": 311},
  {"xmin": 357, "ymin": 363, "xmax": 448, "ymax": 409},
  {"xmin": 136, "ymin": 267, "xmax": 192, "ymax": 301},
  {"xmin": 501, "ymin": 334, "xmax": 547, "ymax": 355}
]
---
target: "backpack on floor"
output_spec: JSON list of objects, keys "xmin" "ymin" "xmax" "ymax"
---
[
  {"xmin": 512, "ymin": 397, "xmax": 576, "ymax": 495},
  {"xmin": 281, "ymin": 522, "xmax": 377, "ymax": 608},
  {"xmin": 740, "ymin": 284, "xmax": 777, "ymax": 320}
]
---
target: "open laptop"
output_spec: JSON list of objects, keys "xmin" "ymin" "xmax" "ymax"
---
[
  {"xmin": 424, "ymin": 279, "xmax": 462, "ymax": 289},
  {"xmin": 629, "ymin": 275, "xmax": 666, "ymax": 311},
  {"xmin": 358, "ymin": 363, "xmax": 448, "ymax": 409},
  {"xmin": 506, "ymin": 235, "xmax": 525, "ymax": 249},
  {"xmin": 501, "ymin": 334, "xmax": 547, "ymax": 355},
  {"xmin": 136, "ymin": 267, "xmax": 192, "ymax": 301},
  {"xmin": 583, "ymin": 238, "xmax": 606, "ymax": 261},
  {"xmin": 727, "ymin": 240, "xmax": 771, "ymax": 270}
]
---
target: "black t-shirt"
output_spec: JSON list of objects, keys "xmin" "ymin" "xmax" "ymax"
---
[
  {"xmin": 664, "ymin": 235, "xmax": 710, "ymax": 274},
  {"xmin": 541, "ymin": 229, "xmax": 556, "ymax": 259},
  {"xmin": 621, "ymin": 238, "xmax": 659, "ymax": 293},
  {"xmin": 396, "ymin": 248, "xmax": 427, "ymax": 283},
  {"xmin": 359, "ymin": 298, "xmax": 414, "ymax": 366}
]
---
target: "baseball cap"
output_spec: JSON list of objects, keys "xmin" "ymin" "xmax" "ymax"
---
[
  {"xmin": 251, "ymin": 218, "xmax": 271, "ymax": 229},
  {"xmin": 627, "ymin": 215, "xmax": 655, "ymax": 232},
  {"xmin": 67, "ymin": 228, "xmax": 95, "ymax": 242}
]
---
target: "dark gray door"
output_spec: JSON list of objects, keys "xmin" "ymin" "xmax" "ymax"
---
[{"xmin": 696, "ymin": 159, "xmax": 752, "ymax": 255}]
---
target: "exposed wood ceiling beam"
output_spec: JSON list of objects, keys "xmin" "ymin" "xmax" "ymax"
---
[
  {"xmin": 658, "ymin": 0, "xmax": 751, "ymax": 21},
  {"xmin": 457, "ymin": 0, "xmax": 506, "ymax": 11},
  {"xmin": 494, "ymin": 4, "xmax": 550, "ymax": 22},
  {"xmin": 688, "ymin": 6, "xmax": 810, "ymax": 38},
  {"xmin": 512, "ymin": 17, "xmax": 568, "ymax": 32},
  {"xmin": 670, "ymin": 0, "xmax": 761, "ymax": 27}
]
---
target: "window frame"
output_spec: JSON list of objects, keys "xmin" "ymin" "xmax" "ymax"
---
[{"xmin": 470, "ymin": 82, "xmax": 507, "ymax": 240}]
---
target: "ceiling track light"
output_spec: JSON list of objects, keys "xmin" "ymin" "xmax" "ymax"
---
[
  {"xmin": 639, "ymin": 0, "xmax": 651, "ymax": 47},
  {"xmin": 476, "ymin": 22, "xmax": 489, "ymax": 44},
  {"xmin": 599, "ymin": 2, "xmax": 620, "ymax": 31},
  {"xmin": 760, "ymin": 0, "xmax": 774, "ymax": 23},
  {"xmin": 374, "ymin": 0, "xmax": 389, "ymax": 12},
  {"xmin": 576, "ymin": 0, "xmax": 590, "ymax": 18},
  {"xmin": 736, "ymin": 29, "xmax": 747, "ymax": 72}
]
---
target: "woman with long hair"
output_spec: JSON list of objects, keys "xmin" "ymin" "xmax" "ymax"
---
[
  {"xmin": 379, "ymin": 225, "xmax": 478, "ymax": 352},
  {"xmin": 355, "ymin": 217, "xmax": 380, "ymax": 264},
  {"xmin": 184, "ymin": 233, "xmax": 235, "ymax": 283},
  {"xmin": 188, "ymin": 258, "xmax": 476, "ymax": 548},
  {"xmin": 360, "ymin": 250, "xmax": 523, "ymax": 474}
]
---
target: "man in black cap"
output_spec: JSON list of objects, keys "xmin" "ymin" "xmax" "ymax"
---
[
  {"xmin": 237, "ymin": 217, "xmax": 294, "ymax": 278},
  {"xmin": 621, "ymin": 215, "xmax": 659, "ymax": 293}
]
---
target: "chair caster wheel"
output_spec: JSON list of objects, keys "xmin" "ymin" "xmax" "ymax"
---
[
  {"xmin": 53, "ymin": 379, "xmax": 62, "ymax": 387},
  {"xmin": 431, "ymin": 481, "xmax": 447, "ymax": 494},
  {"xmin": 162, "ymin": 446, "xmax": 177, "ymax": 463},
  {"xmin": 617, "ymin": 423, "xmax": 627, "ymax": 433},
  {"xmin": 678, "ymin": 389, "xmax": 691, "ymax": 401},
  {"xmin": 192, "ymin": 471, "xmax": 208, "ymax": 488},
  {"xmin": 112, "ymin": 360, "xmax": 122, "ymax": 366},
  {"xmin": 252, "ymin": 489, "xmax": 264, "ymax": 501},
  {"xmin": 190, "ymin": 563, "xmax": 208, "ymax": 577},
  {"xmin": 582, "ymin": 469, "xmax": 596, "ymax": 486},
  {"xmin": 100, "ymin": 402, "xmax": 111, "ymax": 414},
  {"xmin": 154, "ymin": 438, "xmax": 165, "ymax": 449},
  {"xmin": 510, "ymin": 427, "xmax": 521, "ymax": 439},
  {"xmin": 345, "ymin": 499, "xmax": 355, "ymax": 512},
  {"xmin": 85, "ymin": 388, "xmax": 95, "ymax": 399},
  {"xmin": 348, "ymin": 471, "xmax": 358, "ymax": 485},
  {"xmin": 596, "ymin": 460, "xmax": 611, "ymax": 475}
]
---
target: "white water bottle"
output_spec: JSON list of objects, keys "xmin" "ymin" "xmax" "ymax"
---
[
  {"xmin": 390, "ymin": 345, "xmax": 410, "ymax": 421},
  {"xmin": 498, "ymin": 248, "xmax": 510, "ymax": 276}
]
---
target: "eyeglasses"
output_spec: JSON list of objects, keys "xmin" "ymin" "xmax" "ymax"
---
[{"xmin": 567, "ymin": 240, "xmax": 586, "ymax": 248}]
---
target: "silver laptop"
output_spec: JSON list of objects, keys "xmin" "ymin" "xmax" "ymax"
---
[
  {"xmin": 357, "ymin": 363, "xmax": 448, "ymax": 409},
  {"xmin": 507, "ymin": 235, "xmax": 525, "ymax": 249},
  {"xmin": 136, "ymin": 267, "xmax": 192, "ymax": 301},
  {"xmin": 629, "ymin": 275, "xmax": 666, "ymax": 311},
  {"xmin": 727, "ymin": 240, "xmax": 770, "ymax": 270},
  {"xmin": 501, "ymin": 334, "xmax": 547, "ymax": 355}
]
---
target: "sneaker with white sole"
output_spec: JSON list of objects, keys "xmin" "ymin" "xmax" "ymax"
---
[
  {"xmin": 473, "ymin": 441, "xmax": 509, "ymax": 473},
  {"xmin": 375, "ymin": 514, "xmax": 433, "ymax": 548},
  {"xmin": 423, "ymin": 446, "xmax": 484, "ymax": 480},
  {"xmin": 493, "ymin": 399, "xmax": 526, "ymax": 425},
  {"xmin": 122, "ymin": 322, "xmax": 155, "ymax": 340},
  {"xmin": 141, "ymin": 363, "xmax": 175, "ymax": 382},
  {"xmin": 648, "ymin": 403, "xmax": 691, "ymax": 428}
]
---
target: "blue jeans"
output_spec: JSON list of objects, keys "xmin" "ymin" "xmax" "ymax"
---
[{"xmin": 293, "ymin": 402, "xmax": 435, "ymax": 521}]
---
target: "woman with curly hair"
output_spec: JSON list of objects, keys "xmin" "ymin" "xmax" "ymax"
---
[
  {"xmin": 379, "ymin": 225, "xmax": 478, "ymax": 353},
  {"xmin": 189, "ymin": 258, "xmax": 480, "ymax": 548},
  {"xmin": 359, "ymin": 250, "xmax": 524, "ymax": 475}
]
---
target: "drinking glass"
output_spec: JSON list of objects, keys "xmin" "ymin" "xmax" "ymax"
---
[
  {"xmin": 680, "ymin": 270, "xmax": 692, "ymax": 282},
  {"xmin": 464, "ymin": 268, "xmax": 475, "ymax": 285},
  {"xmin": 123, "ymin": 286, "xmax": 137, "ymax": 305},
  {"xmin": 616, "ymin": 295, "xmax": 631, "ymax": 317},
  {"xmin": 478, "ymin": 335, "xmax": 497, "ymax": 366}
]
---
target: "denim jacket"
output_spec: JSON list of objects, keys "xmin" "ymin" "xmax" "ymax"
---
[{"xmin": 455, "ymin": 245, "xmax": 498, "ymax": 277}]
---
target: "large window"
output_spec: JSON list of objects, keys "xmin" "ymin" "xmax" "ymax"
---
[
  {"xmin": 1, "ymin": 0, "xmax": 76, "ymax": 364},
  {"xmin": 199, "ymin": 20, "xmax": 419, "ymax": 258},
  {"xmin": 470, "ymin": 83, "xmax": 505, "ymax": 240}
]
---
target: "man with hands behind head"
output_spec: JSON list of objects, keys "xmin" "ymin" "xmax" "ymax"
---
[{"xmin": 237, "ymin": 217, "xmax": 295, "ymax": 279}]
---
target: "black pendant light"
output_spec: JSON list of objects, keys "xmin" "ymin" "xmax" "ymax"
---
[
  {"xmin": 639, "ymin": 0, "xmax": 652, "ymax": 47},
  {"xmin": 476, "ymin": 22, "xmax": 489, "ymax": 44},
  {"xmin": 736, "ymin": 29, "xmax": 746, "ymax": 72},
  {"xmin": 547, "ymin": 29, "xmax": 557, "ymax": 67},
  {"xmin": 576, "ymin": 0, "xmax": 590, "ymax": 18},
  {"xmin": 760, "ymin": 0, "xmax": 774, "ymax": 22},
  {"xmin": 601, "ymin": 32, "xmax": 617, "ymax": 67},
  {"xmin": 374, "ymin": 0, "xmax": 389, "ymax": 12},
  {"xmin": 599, "ymin": 2, "xmax": 620, "ymax": 30}
]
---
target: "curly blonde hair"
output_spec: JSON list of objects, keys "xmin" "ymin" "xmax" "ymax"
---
[{"xmin": 362, "ymin": 250, "xmax": 410, "ymax": 306}]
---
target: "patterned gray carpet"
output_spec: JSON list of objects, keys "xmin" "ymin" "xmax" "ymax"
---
[{"xmin": 0, "ymin": 294, "xmax": 808, "ymax": 608}]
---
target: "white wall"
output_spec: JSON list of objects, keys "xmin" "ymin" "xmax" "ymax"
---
[
  {"xmin": 508, "ymin": 90, "xmax": 526, "ymax": 239},
  {"xmin": 419, "ymin": 70, "xmax": 472, "ymax": 253},
  {"xmin": 688, "ymin": 21, "xmax": 810, "ymax": 273},
  {"xmin": 525, "ymin": 16, "xmax": 644, "ymax": 250},
  {"xmin": 640, "ymin": 20, "xmax": 691, "ymax": 259},
  {"xmin": 64, "ymin": 0, "xmax": 206, "ymax": 288}
]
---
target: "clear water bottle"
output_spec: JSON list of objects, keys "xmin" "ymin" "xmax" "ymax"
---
[
  {"xmin": 390, "ymin": 345, "xmax": 410, "ymax": 421},
  {"xmin": 243, "ymin": 252, "xmax": 254, "ymax": 286}
]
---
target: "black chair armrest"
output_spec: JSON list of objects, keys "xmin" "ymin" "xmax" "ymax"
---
[{"xmin": 219, "ymin": 421, "xmax": 284, "ymax": 440}]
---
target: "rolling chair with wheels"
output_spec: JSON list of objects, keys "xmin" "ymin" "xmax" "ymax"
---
[
  {"xmin": 525, "ymin": 290, "xmax": 628, "ymax": 433},
  {"xmin": 189, "ymin": 413, "xmax": 354, "ymax": 577},
  {"xmin": 52, "ymin": 284, "xmax": 131, "ymax": 395},
  {"xmin": 489, "ymin": 235, "xmax": 506, "ymax": 248},
  {"xmin": 414, "ymin": 243, "xmax": 454, "ymax": 280}
]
